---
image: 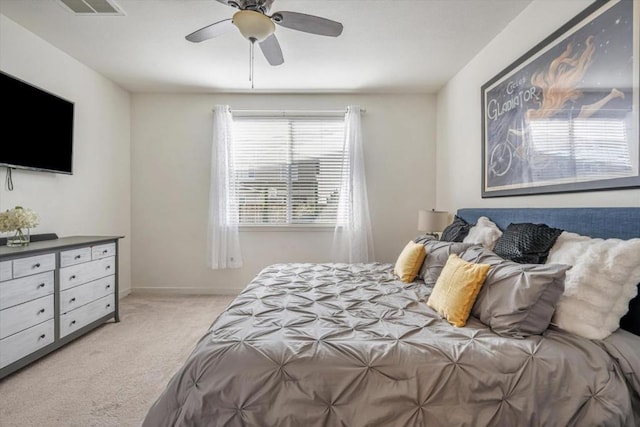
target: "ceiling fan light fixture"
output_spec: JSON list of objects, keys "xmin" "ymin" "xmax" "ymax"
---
[{"xmin": 232, "ymin": 10, "xmax": 275, "ymax": 42}]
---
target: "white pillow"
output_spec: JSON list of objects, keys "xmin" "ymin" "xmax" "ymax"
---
[
  {"xmin": 463, "ymin": 216, "xmax": 502, "ymax": 250},
  {"xmin": 547, "ymin": 231, "xmax": 640, "ymax": 340}
]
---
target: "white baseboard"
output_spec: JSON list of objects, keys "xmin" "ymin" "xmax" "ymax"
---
[
  {"xmin": 119, "ymin": 288, "xmax": 131, "ymax": 299},
  {"xmin": 130, "ymin": 287, "xmax": 241, "ymax": 296}
]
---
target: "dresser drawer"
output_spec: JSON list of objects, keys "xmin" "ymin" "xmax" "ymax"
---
[
  {"xmin": 92, "ymin": 243, "xmax": 116, "ymax": 260},
  {"xmin": 59, "ymin": 256, "xmax": 116, "ymax": 291},
  {"xmin": 0, "ymin": 261, "xmax": 12, "ymax": 282},
  {"xmin": 0, "ymin": 294, "xmax": 54, "ymax": 339},
  {"xmin": 0, "ymin": 319, "xmax": 54, "ymax": 369},
  {"xmin": 12, "ymin": 254, "xmax": 56, "ymax": 279},
  {"xmin": 60, "ymin": 276, "xmax": 115, "ymax": 314},
  {"xmin": 60, "ymin": 294, "xmax": 115, "ymax": 338},
  {"xmin": 60, "ymin": 247, "xmax": 92, "ymax": 268},
  {"xmin": 0, "ymin": 271, "xmax": 54, "ymax": 310}
]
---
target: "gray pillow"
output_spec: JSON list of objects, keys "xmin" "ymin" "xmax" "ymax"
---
[
  {"xmin": 417, "ymin": 239, "xmax": 475, "ymax": 284},
  {"xmin": 460, "ymin": 245, "xmax": 570, "ymax": 338}
]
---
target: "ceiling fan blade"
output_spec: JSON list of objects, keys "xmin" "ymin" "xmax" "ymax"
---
[
  {"xmin": 259, "ymin": 34, "xmax": 284, "ymax": 66},
  {"xmin": 271, "ymin": 11, "xmax": 343, "ymax": 37},
  {"xmin": 186, "ymin": 18, "xmax": 235, "ymax": 43}
]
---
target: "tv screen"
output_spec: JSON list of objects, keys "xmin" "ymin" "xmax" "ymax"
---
[{"xmin": 0, "ymin": 71, "xmax": 74, "ymax": 174}]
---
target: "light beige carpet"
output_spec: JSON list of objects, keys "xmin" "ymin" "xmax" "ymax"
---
[{"xmin": 0, "ymin": 294, "xmax": 235, "ymax": 427}]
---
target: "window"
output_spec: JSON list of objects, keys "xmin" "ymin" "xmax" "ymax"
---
[{"xmin": 229, "ymin": 115, "xmax": 348, "ymax": 226}]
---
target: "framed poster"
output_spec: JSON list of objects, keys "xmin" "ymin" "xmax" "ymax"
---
[{"xmin": 481, "ymin": 0, "xmax": 639, "ymax": 197}]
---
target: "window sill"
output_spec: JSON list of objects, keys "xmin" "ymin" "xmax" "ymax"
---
[{"xmin": 239, "ymin": 225, "xmax": 335, "ymax": 232}]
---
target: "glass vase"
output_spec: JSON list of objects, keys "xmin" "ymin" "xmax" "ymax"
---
[{"xmin": 7, "ymin": 228, "xmax": 30, "ymax": 247}]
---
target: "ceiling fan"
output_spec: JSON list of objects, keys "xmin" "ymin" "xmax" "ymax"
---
[{"xmin": 185, "ymin": 0, "xmax": 344, "ymax": 67}]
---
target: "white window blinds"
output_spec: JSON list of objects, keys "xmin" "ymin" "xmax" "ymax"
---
[{"xmin": 230, "ymin": 115, "xmax": 347, "ymax": 225}]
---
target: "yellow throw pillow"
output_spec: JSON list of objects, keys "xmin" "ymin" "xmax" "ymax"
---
[
  {"xmin": 394, "ymin": 241, "xmax": 427, "ymax": 283},
  {"xmin": 427, "ymin": 254, "xmax": 490, "ymax": 327}
]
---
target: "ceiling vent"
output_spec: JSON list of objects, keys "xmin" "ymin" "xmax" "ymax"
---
[{"xmin": 57, "ymin": 0, "xmax": 125, "ymax": 15}]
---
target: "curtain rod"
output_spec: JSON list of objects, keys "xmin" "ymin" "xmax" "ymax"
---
[{"xmin": 225, "ymin": 108, "xmax": 367, "ymax": 117}]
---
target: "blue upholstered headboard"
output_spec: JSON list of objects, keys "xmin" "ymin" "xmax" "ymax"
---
[
  {"xmin": 456, "ymin": 207, "xmax": 640, "ymax": 336},
  {"xmin": 457, "ymin": 207, "xmax": 640, "ymax": 240}
]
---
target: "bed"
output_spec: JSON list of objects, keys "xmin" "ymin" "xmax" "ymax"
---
[{"xmin": 143, "ymin": 207, "xmax": 640, "ymax": 427}]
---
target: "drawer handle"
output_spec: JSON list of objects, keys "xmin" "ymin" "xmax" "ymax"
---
[
  {"xmin": 106, "ymin": 304, "xmax": 111, "ymax": 308},
  {"xmin": 74, "ymin": 255, "xmax": 82, "ymax": 260},
  {"xmin": 70, "ymin": 297, "xmax": 76, "ymax": 303},
  {"xmin": 33, "ymin": 263, "xmax": 41, "ymax": 269},
  {"xmin": 39, "ymin": 334, "xmax": 46, "ymax": 340},
  {"xmin": 37, "ymin": 308, "xmax": 45, "ymax": 314},
  {"xmin": 71, "ymin": 320, "xmax": 76, "ymax": 326},
  {"xmin": 37, "ymin": 283, "xmax": 46, "ymax": 288},
  {"xmin": 106, "ymin": 284, "xmax": 111, "ymax": 289},
  {"xmin": 102, "ymin": 250, "xmax": 108, "ymax": 254},
  {"xmin": 70, "ymin": 275, "xmax": 77, "ymax": 280},
  {"xmin": 105, "ymin": 266, "xmax": 111, "ymax": 270}
]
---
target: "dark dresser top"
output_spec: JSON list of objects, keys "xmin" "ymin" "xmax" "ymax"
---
[{"xmin": 0, "ymin": 236, "xmax": 123, "ymax": 259}]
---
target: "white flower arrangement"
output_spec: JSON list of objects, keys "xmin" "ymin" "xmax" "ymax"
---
[{"xmin": 0, "ymin": 206, "xmax": 39, "ymax": 233}]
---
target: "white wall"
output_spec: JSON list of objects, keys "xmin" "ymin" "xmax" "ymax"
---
[
  {"xmin": 436, "ymin": 0, "xmax": 640, "ymax": 212},
  {"xmin": 0, "ymin": 15, "xmax": 132, "ymax": 295},
  {"xmin": 131, "ymin": 93, "xmax": 436, "ymax": 293}
]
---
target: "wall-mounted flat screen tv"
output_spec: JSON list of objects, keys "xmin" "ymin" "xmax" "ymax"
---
[{"xmin": 0, "ymin": 71, "xmax": 74, "ymax": 174}]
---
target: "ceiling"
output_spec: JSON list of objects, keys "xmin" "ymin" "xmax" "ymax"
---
[{"xmin": 0, "ymin": 0, "xmax": 533, "ymax": 93}]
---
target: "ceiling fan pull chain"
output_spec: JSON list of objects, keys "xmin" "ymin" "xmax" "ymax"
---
[{"xmin": 249, "ymin": 38, "xmax": 255, "ymax": 89}]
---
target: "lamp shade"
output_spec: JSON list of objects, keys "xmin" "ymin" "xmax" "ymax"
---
[
  {"xmin": 233, "ymin": 10, "xmax": 276, "ymax": 42},
  {"xmin": 418, "ymin": 210, "xmax": 449, "ymax": 233}
]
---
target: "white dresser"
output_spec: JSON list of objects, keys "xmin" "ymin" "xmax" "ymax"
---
[{"xmin": 0, "ymin": 236, "xmax": 121, "ymax": 379}]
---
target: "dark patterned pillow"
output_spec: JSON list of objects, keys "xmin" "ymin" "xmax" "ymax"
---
[
  {"xmin": 440, "ymin": 215, "xmax": 471, "ymax": 242},
  {"xmin": 494, "ymin": 223, "xmax": 563, "ymax": 264},
  {"xmin": 619, "ymin": 283, "xmax": 640, "ymax": 336}
]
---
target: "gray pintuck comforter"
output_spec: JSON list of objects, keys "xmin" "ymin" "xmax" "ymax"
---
[{"xmin": 143, "ymin": 263, "xmax": 640, "ymax": 427}]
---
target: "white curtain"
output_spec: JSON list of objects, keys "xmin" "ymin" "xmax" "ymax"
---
[
  {"xmin": 207, "ymin": 105, "xmax": 243, "ymax": 269},
  {"xmin": 333, "ymin": 105, "xmax": 375, "ymax": 263}
]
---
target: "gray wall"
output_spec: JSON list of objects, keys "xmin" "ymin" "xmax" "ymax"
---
[
  {"xmin": 435, "ymin": 0, "xmax": 640, "ymax": 212},
  {"xmin": 0, "ymin": 15, "xmax": 132, "ymax": 295},
  {"xmin": 131, "ymin": 93, "xmax": 436, "ymax": 294}
]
